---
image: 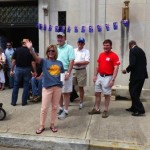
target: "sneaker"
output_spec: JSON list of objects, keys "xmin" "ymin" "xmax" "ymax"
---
[
  {"xmin": 102, "ymin": 110, "xmax": 109, "ymax": 118},
  {"xmin": 57, "ymin": 109, "xmax": 63, "ymax": 115},
  {"xmin": 88, "ymin": 108, "xmax": 101, "ymax": 115},
  {"xmin": 58, "ymin": 111, "xmax": 68, "ymax": 120},
  {"xmin": 79, "ymin": 103, "xmax": 83, "ymax": 109}
]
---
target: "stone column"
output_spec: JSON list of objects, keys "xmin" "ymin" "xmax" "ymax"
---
[{"xmin": 38, "ymin": 0, "xmax": 50, "ymax": 57}]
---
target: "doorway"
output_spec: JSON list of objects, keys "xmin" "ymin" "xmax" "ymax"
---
[{"xmin": 0, "ymin": 0, "xmax": 38, "ymax": 51}]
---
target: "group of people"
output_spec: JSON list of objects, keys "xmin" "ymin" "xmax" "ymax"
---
[
  {"xmin": 2, "ymin": 32, "xmax": 148, "ymax": 134},
  {"xmin": 0, "ymin": 42, "xmax": 15, "ymax": 90}
]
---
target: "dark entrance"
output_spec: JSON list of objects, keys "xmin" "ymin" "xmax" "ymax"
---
[{"xmin": 0, "ymin": 0, "xmax": 38, "ymax": 51}]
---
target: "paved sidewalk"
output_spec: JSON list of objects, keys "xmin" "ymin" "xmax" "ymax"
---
[{"xmin": 0, "ymin": 89, "xmax": 150, "ymax": 150}]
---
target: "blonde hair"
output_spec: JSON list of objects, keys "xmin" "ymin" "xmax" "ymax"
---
[{"xmin": 46, "ymin": 44, "xmax": 58, "ymax": 60}]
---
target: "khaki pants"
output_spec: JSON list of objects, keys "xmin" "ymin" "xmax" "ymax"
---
[{"xmin": 40, "ymin": 86, "xmax": 62, "ymax": 126}]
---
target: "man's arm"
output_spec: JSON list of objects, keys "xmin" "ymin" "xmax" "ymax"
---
[
  {"xmin": 109, "ymin": 65, "xmax": 119, "ymax": 87},
  {"xmin": 25, "ymin": 40, "xmax": 41, "ymax": 64},
  {"xmin": 10, "ymin": 59, "xmax": 16, "ymax": 76},
  {"xmin": 126, "ymin": 50, "xmax": 136, "ymax": 73},
  {"xmin": 111, "ymin": 65, "xmax": 119, "ymax": 82},
  {"xmin": 31, "ymin": 61, "xmax": 37, "ymax": 74},
  {"xmin": 65, "ymin": 60, "xmax": 74, "ymax": 80},
  {"xmin": 93, "ymin": 65, "xmax": 99, "ymax": 82},
  {"xmin": 67, "ymin": 60, "xmax": 74, "ymax": 75}
]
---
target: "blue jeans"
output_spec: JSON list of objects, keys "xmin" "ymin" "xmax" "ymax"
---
[
  {"xmin": 7, "ymin": 68, "xmax": 14, "ymax": 88},
  {"xmin": 31, "ymin": 77, "xmax": 42, "ymax": 96},
  {"xmin": 11, "ymin": 67, "xmax": 31, "ymax": 105}
]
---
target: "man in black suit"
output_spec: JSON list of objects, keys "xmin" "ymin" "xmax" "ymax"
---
[{"xmin": 122, "ymin": 40, "xmax": 148, "ymax": 116}]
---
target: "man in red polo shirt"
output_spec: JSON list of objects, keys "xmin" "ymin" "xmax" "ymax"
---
[{"xmin": 88, "ymin": 39, "xmax": 120, "ymax": 118}]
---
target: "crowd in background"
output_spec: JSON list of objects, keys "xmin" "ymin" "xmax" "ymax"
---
[{"xmin": 0, "ymin": 34, "xmax": 148, "ymax": 134}]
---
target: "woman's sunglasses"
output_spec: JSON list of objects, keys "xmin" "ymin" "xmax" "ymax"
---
[{"xmin": 47, "ymin": 50, "xmax": 55, "ymax": 53}]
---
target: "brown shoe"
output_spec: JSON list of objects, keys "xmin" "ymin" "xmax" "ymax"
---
[
  {"xmin": 88, "ymin": 108, "xmax": 101, "ymax": 115},
  {"xmin": 29, "ymin": 95, "xmax": 36, "ymax": 102},
  {"xmin": 33, "ymin": 96, "xmax": 41, "ymax": 102},
  {"xmin": 102, "ymin": 110, "xmax": 109, "ymax": 118}
]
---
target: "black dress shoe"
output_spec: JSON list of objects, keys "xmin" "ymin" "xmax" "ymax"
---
[
  {"xmin": 125, "ymin": 108, "xmax": 134, "ymax": 112},
  {"xmin": 22, "ymin": 103, "xmax": 27, "ymax": 106},
  {"xmin": 11, "ymin": 103, "xmax": 16, "ymax": 106},
  {"xmin": 132, "ymin": 112, "xmax": 145, "ymax": 116}
]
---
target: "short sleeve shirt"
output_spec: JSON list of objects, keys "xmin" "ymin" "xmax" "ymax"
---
[
  {"xmin": 5, "ymin": 48, "xmax": 14, "ymax": 68},
  {"xmin": 12, "ymin": 47, "xmax": 34, "ymax": 67},
  {"xmin": 97, "ymin": 51, "xmax": 120, "ymax": 74},
  {"xmin": 41, "ymin": 58, "xmax": 64, "ymax": 88},
  {"xmin": 73, "ymin": 48, "xmax": 90, "ymax": 69},
  {"xmin": 57, "ymin": 43, "xmax": 75, "ymax": 70}
]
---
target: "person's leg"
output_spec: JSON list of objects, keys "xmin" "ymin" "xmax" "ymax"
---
[
  {"xmin": 31, "ymin": 77, "xmax": 37, "ymax": 96},
  {"xmin": 37, "ymin": 78, "xmax": 42, "ymax": 96},
  {"xmin": 88, "ymin": 74, "xmax": 102, "ymax": 114},
  {"xmin": 131, "ymin": 80, "xmax": 145, "ymax": 114},
  {"xmin": 22, "ymin": 68, "xmax": 31, "ymax": 105},
  {"xmin": 59, "ymin": 95, "xmax": 64, "ymax": 110},
  {"xmin": 50, "ymin": 86, "xmax": 62, "ymax": 130},
  {"xmin": 63, "ymin": 93, "xmax": 70, "ymax": 112},
  {"xmin": 88, "ymin": 92, "xmax": 101, "ymax": 115},
  {"xmin": 40, "ymin": 88, "xmax": 52, "ymax": 128},
  {"xmin": 104, "ymin": 95, "xmax": 111, "ymax": 111},
  {"xmin": 7, "ymin": 69, "xmax": 14, "ymax": 88},
  {"xmin": 95, "ymin": 92, "xmax": 101, "ymax": 110},
  {"xmin": 0, "ymin": 70, "xmax": 5, "ymax": 90},
  {"xmin": 79, "ymin": 86, "xmax": 84, "ymax": 103},
  {"xmin": 58, "ymin": 72, "xmax": 73, "ymax": 118},
  {"xmin": 63, "ymin": 73, "xmax": 73, "ymax": 113},
  {"xmin": 71, "ymin": 74, "xmax": 79, "ymax": 102},
  {"xmin": 11, "ymin": 68, "xmax": 22, "ymax": 105},
  {"xmin": 101, "ymin": 76, "xmax": 112, "ymax": 118},
  {"xmin": 128, "ymin": 81, "xmax": 135, "ymax": 111}
]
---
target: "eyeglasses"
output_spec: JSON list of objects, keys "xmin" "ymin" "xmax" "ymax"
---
[
  {"xmin": 47, "ymin": 50, "xmax": 55, "ymax": 53},
  {"xmin": 7, "ymin": 45, "xmax": 11, "ymax": 46}
]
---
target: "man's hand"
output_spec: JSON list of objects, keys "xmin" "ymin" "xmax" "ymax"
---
[
  {"xmin": 65, "ymin": 72, "xmax": 70, "ymax": 80},
  {"xmin": 36, "ymin": 76, "xmax": 42, "ymax": 80},
  {"xmin": 10, "ymin": 70, "xmax": 14, "ymax": 77},
  {"xmin": 25, "ymin": 41, "xmax": 33, "ymax": 50},
  {"xmin": 93, "ymin": 75, "xmax": 97, "ymax": 82},
  {"xmin": 108, "ymin": 80, "xmax": 114, "ymax": 87},
  {"xmin": 31, "ymin": 71, "xmax": 37, "ymax": 77},
  {"xmin": 122, "ymin": 70, "xmax": 126, "ymax": 74}
]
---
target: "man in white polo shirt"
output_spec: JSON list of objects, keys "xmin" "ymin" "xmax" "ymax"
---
[
  {"xmin": 57, "ymin": 32, "xmax": 75, "ymax": 119},
  {"xmin": 73, "ymin": 38, "xmax": 90, "ymax": 109}
]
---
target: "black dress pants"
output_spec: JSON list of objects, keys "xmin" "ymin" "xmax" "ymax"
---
[{"xmin": 129, "ymin": 79, "xmax": 145, "ymax": 113}]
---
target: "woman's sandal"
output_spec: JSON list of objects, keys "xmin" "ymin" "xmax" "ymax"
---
[
  {"xmin": 36, "ymin": 128, "xmax": 45, "ymax": 134},
  {"xmin": 50, "ymin": 126, "xmax": 58, "ymax": 132}
]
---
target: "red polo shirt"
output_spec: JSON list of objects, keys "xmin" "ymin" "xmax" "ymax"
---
[{"xmin": 97, "ymin": 51, "xmax": 120, "ymax": 74}]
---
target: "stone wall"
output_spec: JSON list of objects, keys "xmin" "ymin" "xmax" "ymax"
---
[{"xmin": 38, "ymin": 0, "xmax": 150, "ymax": 93}]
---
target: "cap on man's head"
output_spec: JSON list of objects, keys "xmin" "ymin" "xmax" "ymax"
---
[
  {"xmin": 77, "ymin": 37, "xmax": 85, "ymax": 43},
  {"xmin": 57, "ymin": 32, "xmax": 65, "ymax": 37}
]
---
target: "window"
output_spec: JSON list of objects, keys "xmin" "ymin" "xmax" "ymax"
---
[{"xmin": 58, "ymin": 11, "xmax": 66, "ymax": 33}]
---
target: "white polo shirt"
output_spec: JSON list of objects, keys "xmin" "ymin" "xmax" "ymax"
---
[{"xmin": 73, "ymin": 48, "xmax": 90, "ymax": 69}]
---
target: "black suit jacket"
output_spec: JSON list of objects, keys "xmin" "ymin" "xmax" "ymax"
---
[{"xmin": 126, "ymin": 46, "xmax": 148, "ymax": 81}]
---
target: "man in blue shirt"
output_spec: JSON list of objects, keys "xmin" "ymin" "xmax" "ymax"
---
[{"xmin": 5, "ymin": 42, "xmax": 15, "ymax": 88}]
